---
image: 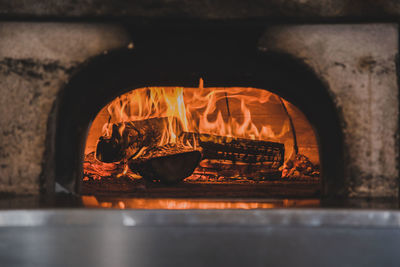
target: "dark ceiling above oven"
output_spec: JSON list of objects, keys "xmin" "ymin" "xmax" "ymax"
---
[{"xmin": 1, "ymin": 0, "xmax": 400, "ymax": 22}]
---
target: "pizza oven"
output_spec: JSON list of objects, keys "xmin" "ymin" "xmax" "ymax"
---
[{"xmin": 0, "ymin": 1, "xmax": 399, "ymax": 266}]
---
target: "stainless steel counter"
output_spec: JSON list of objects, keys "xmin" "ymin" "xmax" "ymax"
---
[{"xmin": 0, "ymin": 208, "xmax": 399, "ymax": 266}]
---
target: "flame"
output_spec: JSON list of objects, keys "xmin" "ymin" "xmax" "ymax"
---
[
  {"xmin": 100, "ymin": 82, "xmax": 292, "ymax": 149},
  {"xmin": 102, "ymin": 87, "xmax": 189, "ymax": 147},
  {"xmin": 184, "ymin": 87, "xmax": 290, "ymax": 141},
  {"xmin": 84, "ymin": 79, "xmax": 322, "ymax": 183}
]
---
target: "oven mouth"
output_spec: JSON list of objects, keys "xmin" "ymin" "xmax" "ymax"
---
[
  {"xmin": 52, "ymin": 46, "xmax": 344, "ymax": 202},
  {"xmin": 82, "ymin": 83, "xmax": 321, "ymax": 199}
]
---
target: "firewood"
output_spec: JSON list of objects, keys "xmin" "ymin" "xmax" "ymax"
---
[
  {"xmin": 96, "ymin": 117, "xmax": 182, "ymax": 163},
  {"xmin": 193, "ymin": 159, "xmax": 282, "ymax": 181},
  {"xmin": 181, "ymin": 132, "xmax": 284, "ymax": 167},
  {"xmin": 128, "ymin": 143, "xmax": 202, "ymax": 184},
  {"xmin": 95, "ymin": 124, "xmax": 124, "ymax": 163},
  {"xmin": 179, "ymin": 132, "xmax": 284, "ymax": 180}
]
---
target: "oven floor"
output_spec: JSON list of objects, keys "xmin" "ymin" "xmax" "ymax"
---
[
  {"xmin": 81, "ymin": 179, "xmax": 321, "ymax": 198},
  {"xmin": 81, "ymin": 196, "xmax": 321, "ymax": 209},
  {"xmin": 0, "ymin": 194, "xmax": 397, "ymax": 210}
]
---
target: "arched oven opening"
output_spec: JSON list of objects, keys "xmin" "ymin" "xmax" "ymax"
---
[
  {"xmin": 54, "ymin": 35, "xmax": 344, "ymax": 204},
  {"xmin": 83, "ymin": 83, "xmax": 320, "ymax": 197}
]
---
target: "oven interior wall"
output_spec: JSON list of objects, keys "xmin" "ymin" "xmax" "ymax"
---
[{"xmin": 81, "ymin": 85, "xmax": 321, "ymax": 197}]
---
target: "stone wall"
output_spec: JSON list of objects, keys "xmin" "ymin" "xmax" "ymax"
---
[
  {"xmin": 259, "ymin": 24, "xmax": 399, "ymax": 197},
  {"xmin": 0, "ymin": 22, "xmax": 131, "ymax": 194}
]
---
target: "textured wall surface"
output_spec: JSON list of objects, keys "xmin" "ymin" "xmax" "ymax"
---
[
  {"xmin": 259, "ymin": 24, "xmax": 399, "ymax": 198},
  {"xmin": 0, "ymin": 0, "xmax": 400, "ymax": 20},
  {"xmin": 0, "ymin": 23, "xmax": 131, "ymax": 194}
]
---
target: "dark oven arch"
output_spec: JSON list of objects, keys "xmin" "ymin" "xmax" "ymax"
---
[{"xmin": 52, "ymin": 45, "xmax": 344, "ymax": 198}]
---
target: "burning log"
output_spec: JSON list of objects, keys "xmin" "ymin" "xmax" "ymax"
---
[
  {"xmin": 96, "ymin": 119, "xmax": 285, "ymax": 183},
  {"xmin": 96, "ymin": 117, "xmax": 181, "ymax": 163},
  {"xmin": 182, "ymin": 132, "xmax": 284, "ymax": 167},
  {"xmin": 181, "ymin": 132, "xmax": 285, "ymax": 180},
  {"xmin": 192, "ymin": 159, "xmax": 283, "ymax": 181},
  {"xmin": 95, "ymin": 118, "xmax": 200, "ymax": 184},
  {"xmin": 128, "ymin": 143, "xmax": 202, "ymax": 184}
]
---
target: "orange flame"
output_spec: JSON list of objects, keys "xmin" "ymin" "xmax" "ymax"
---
[
  {"xmin": 84, "ymin": 79, "xmax": 321, "ymax": 182},
  {"xmin": 102, "ymin": 87, "xmax": 189, "ymax": 147},
  {"xmin": 183, "ymin": 87, "xmax": 291, "ymax": 141},
  {"xmin": 100, "ymin": 81, "xmax": 292, "ymax": 150}
]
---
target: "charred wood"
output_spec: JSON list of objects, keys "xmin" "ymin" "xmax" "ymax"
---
[
  {"xmin": 182, "ymin": 132, "xmax": 285, "ymax": 167},
  {"xmin": 96, "ymin": 117, "xmax": 181, "ymax": 163},
  {"xmin": 128, "ymin": 143, "xmax": 202, "ymax": 184}
]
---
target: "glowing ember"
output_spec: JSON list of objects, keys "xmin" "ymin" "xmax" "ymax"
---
[{"xmin": 81, "ymin": 196, "xmax": 320, "ymax": 209}]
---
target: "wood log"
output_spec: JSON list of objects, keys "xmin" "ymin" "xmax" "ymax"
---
[
  {"xmin": 180, "ymin": 132, "xmax": 284, "ymax": 180},
  {"xmin": 128, "ymin": 144, "xmax": 202, "ymax": 184},
  {"xmin": 181, "ymin": 132, "xmax": 284, "ymax": 167},
  {"xmin": 96, "ymin": 117, "xmax": 182, "ymax": 163},
  {"xmin": 95, "ymin": 118, "xmax": 285, "ymax": 182},
  {"xmin": 95, "ymin": 124, "xmax": 124, "ymax": 163},
  {"xmin": 193, "ymin": 159, "xmax": 282, "ymax": 180}
]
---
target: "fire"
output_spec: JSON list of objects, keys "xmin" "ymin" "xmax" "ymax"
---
[
  {"xmin": 99, "ymin": 82, "xmax": 292, "ymax": 150},
  {"xmin": 102, "ymin": 87, "xmax": 189, "ymax": 147},
  {"xmin": 183, "ymin": 86, "xmax": 291, "ymax": 141},
  {"xmin": 83, "ymin": 79, "xmax": 320, "ymax": 183}
]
